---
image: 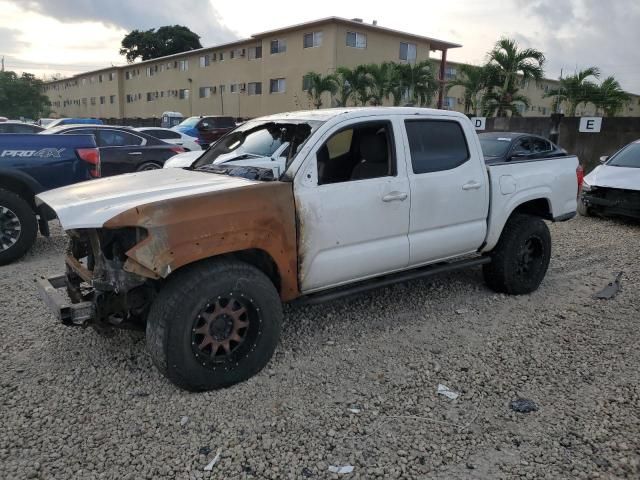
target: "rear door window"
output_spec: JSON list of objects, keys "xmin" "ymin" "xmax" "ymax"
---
[
  {"xmin": 212, "ymin": 117, "xmax": 236, "ymax": 128},
  {"xmin": 97, "ymin": 129, "xmax": 144, "ymax": 147},
  {"xmin": 147, "ymin": 129, "xmax": 181, "ymax": 140},
  {"xmin": 404, "ymin": 120, "xmax": 469, "ymax": 174}
]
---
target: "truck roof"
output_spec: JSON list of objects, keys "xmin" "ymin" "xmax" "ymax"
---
[{"xmin": 257, "ymin": 107, "xmax": 469, "ymax": 123}]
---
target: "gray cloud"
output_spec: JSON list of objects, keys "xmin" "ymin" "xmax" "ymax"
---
[
  {"xmin": 512, "ymin": 0, "xmax": 640, "ymax": 92},
  {"xmin": 0, "ymin": 27, "xmax": 27, "ymax": 53},
  {"xmin": 23, "ymin": 0, "xmax": 239, "ymax": 45}
]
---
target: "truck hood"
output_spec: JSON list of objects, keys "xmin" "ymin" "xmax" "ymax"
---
[
  {"xmin": 585, "ymin": 165, "xmax": 640, "ymax": 191},
  {"xmin": 36, "ymin": 168, "xmax": 257, "ymax": 230}
]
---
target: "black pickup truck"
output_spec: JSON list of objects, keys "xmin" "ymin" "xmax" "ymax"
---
[{"xmin": 0, "ymin": 133, "xmax": 99, "ymax": 264}]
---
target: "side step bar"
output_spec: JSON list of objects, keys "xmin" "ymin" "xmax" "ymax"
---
[{"xmin": 292, "ymin": 256, "xmax": 491, "ymax": 306}]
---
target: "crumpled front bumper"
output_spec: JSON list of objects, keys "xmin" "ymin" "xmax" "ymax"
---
[{"xmin": 36, "ymin": 274, "xmax": 95, "ymax": 326}]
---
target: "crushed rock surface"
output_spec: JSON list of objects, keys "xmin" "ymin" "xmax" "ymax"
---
[{"xmin": 1, "ymin": 217, "xmax": 639, "ymax": 479}]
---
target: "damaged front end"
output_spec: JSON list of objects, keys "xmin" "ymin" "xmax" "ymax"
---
[
  {"xmin": 38, "ymin": 227, "xmax": 159, "ymax": 330},
  {"xmin": 582, "ymin": 187, "xmax": 640, "ymax": 220}
]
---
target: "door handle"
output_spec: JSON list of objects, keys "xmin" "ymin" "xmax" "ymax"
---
[
  {"xmin": 128, "ymin": 152, "xmax": 142, "ymax": 155},
  {"xmin": 462, "ymin": 181, "xmax": 481, "ymax": 191},
  {"xmin": 382, "ymin": 191, "xmax": 408, "ymax": 202}
]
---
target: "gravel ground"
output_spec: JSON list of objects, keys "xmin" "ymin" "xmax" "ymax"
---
[{"xmin": 1, "ymin": 216, "xmax": 639, "ymax": 479}]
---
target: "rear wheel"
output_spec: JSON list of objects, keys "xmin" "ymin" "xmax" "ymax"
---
[
  {"xmin": 146, "ymin": 259, "xmax": 282, "ymax": 391},
  {"xmin": 137, "ymin": 162, "xmax": 162, "ymax": 171},
  {"xmin": 0, "ymin": 189, "xmax": 37, "ymax": 265},
  {"xmin": 483, "ymin": 213, "xmax": 551, "ymax": 295}
]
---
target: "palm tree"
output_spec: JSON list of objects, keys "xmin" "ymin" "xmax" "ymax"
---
[
  {"xmin": 303, "ymin": 72, "xmax": 338, "ymax": 109},
  {"xmin": 544, "ymin": 67, "xmax": 600, "ymax": 116},
  {"xmin": 486, "ymin": 38, "xmax": 545, "ymax": 117},
  {"xmin": 446, "ymin": 64, "xmax": 497, "ymax": 115},
  {"xmin": 395, "ymin": 61, "xmax": 439, "ymax": 106},
  {"xmin": 335, "ymin": 66, "xmax": 371, "ymax": 106},
  {"xmin": 364, "ymin": 62, "xmax": 396, "ymax": 105},
  {"xmin": 482, "ymin": 83, "xmax": 531, "ymax": 117},
  {"xmin": 593, "ymin": 76, "xmax": 632, "ymax": 116}
]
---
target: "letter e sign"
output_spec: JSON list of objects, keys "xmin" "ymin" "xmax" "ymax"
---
[{"xmin": 579, "ymin": 117, "xmax": 602, "ymax": 133}]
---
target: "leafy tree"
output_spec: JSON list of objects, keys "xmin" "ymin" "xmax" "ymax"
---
[
  {"xmin": 486, "ymin": 38, "xmax": 545, "ymax": 117},
  {"xmin": 0, "ymin": 71, "xmax": 50, "ymax": 119},
  {"xmin": 482, "ymin": 83, "xmax": 531, "ymax": 117},
  {"xmin": 364, "ymin": 62, "xmax": 395, "ymax": 106},
  {"xmin": 398, "ymin": 61, "xmax": 439, "ymax": 107},
  {"xmin": 304, "ymin": 72, "xmax": 338, "ymax": 109},
  {"xmin": 119, "ymin": 25, "xmax": 202, "ymax": 63},
  {"xmin": 593, "ymin": 76, "xmax": 631, "ymax": 117},
  {"xmin": 544, "ymin": 67, "xmax": 600, "ymax": 116}
]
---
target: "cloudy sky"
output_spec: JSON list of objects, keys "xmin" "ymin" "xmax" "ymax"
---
[{"xmin": 1, "ymin": 0, "xmax": 639, "ymax": 93}]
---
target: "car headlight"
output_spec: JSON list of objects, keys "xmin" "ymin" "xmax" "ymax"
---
[{"xmin": 581, "ymin": 180, "xmax": 592, "ymax": 193}]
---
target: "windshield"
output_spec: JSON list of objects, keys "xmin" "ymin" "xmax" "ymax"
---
[
  {"xmin": 176, "ymin": 117, "xmax": 200, "ymax": 129},
  {"xmin": 192, "ymin": 119, "xmax": 322, "ymax": 173},
  {"xmin": 480, "ymin": 138, "xmax": 511, "ymax": 157},
  {"xmin": 608, "ymin": 142, "xmax": 640, "ymax": 168}
]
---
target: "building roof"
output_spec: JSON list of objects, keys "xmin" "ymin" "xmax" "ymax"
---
[
  {"xmin": 44, "ymin": 17, "xmax": 460, "ymax": 84},
  {"xmin": 251, "ymin": 17, "xmax": 461, "ymax": 50}
]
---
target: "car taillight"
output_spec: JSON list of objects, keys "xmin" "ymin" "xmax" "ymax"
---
[
  {"xmin": 576, "ymin": 164, "xmax": 584, "ymax": 191},
  {"xmin": 77, "ymin": 148, "xmax": 101, "ymax": 177},
  {"xmin": 170, "ymin": 146, "xmax": 185, "ymax": 154}
]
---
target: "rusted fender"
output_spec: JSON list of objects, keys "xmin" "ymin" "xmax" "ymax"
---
[{"xmin": 104, "ymin": 181, "xmax": 300, "ymax": 301}]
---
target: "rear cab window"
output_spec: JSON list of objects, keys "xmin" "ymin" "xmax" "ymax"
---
[{"xmin": 404, "ymin": 120, "xmax": 469, "ymax": 173}]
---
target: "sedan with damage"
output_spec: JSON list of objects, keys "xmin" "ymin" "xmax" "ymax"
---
[
  {"xmin": 579, "ymin": 140, "xmax": 640, "ymax": 219},
  {"xmin": 36, "ymin": 108, "xmax": 580, "ymax": 391}
]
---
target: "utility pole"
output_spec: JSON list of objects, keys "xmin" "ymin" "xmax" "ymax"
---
[{"xmin": 1, "ymin": 56, "xmax": 4, "ymax": 72}]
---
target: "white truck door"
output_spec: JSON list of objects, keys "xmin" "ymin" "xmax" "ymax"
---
[
  {"xmin": 401, "ymin": 117, "xmax": 489, "ymax": 265},
  {"xmin": 294, "ymin": 117, "xmax": 410, "ymax": 293}
]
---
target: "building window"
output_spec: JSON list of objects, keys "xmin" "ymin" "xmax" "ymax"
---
[
  {"xmin": 230, "ymin": 49, "xmax": 235, "ymax": 59},
  {"xmin": 199, "ymin": 55, "xmax": 210, "ymax": 67},
  {"xmin": 146, "ymin": 67, "xmax": 154, "ymax": 77},
  {"xmin": 219, "ymin": 52, "xmax": 224, "ymax": 61},
  {"xmin": 110, "ymin": 95, "xmax": 116, "ymax": 104},
  {"xmin": 98, "ymin": 74, "xmax": 103, "ymax": 83},
  {"xmin": 303, "ymin": 32, "xmax": 323, "ymax": 48},
  {"xmin": 90, "ymin": 97, "xmax": 96, "ymax": 105},
  {"xmin": 346, "ymin": 31, "xmax": 367, "ymax": 48},
  {"xmin": 199, "ymin": 86, "xmax": 215, "ymax": 98},
  {"xmin": 230, "ymin": 83, "xmax": 238, "ymax": 93},
  {"xmin": 399, "ymin": 42, "xmax": 417, "ymax": 63},
  {"xmin": 444, "ymin": 67, "xmax": 457, "ymax": 81},
  {"xmin": 219, "ymin": 85, "xmax": 226, "ymax": 93},
  {"xmin": 178, "ymin": 60, "xmax": 188, "ymax": 71},
  {"xmin": 82, "ymin": 98, "xmax": 87, "ymax": 105},
  {"xmin": 109, "ymin": 72, "xmax": 115, "ymax": 81},
  {"xmin": 81, "ymin": 78, "xmax": 87, "ymax": 86},
  {"xmin": 247, "ymin": 82, "xmax": 262, "ymax": 95},
  {"xmin": 90, "ymin": 76, "xmax": 96, "ymax": 84},
  {"xmin": 270, "ymin": 78, "xmax": 286, "ymax": 94},
  {"xmin": 302, "ymin": 74, "xmax": 312, "ymax": 91},
  {"xmin": 248, "ymin": 45, "xmax": 262, "ymax": 60},
  {"xmin": 270, "ymin": 39, "xmax": 287, "ymax": 54},
  {"xmin": 443, "ymin": 96, "xmax": 456, "ymax": 109},
  {"xmin": 179, "ymin": 89, "xmax": 190, "ymax": 99},
  {"xmin": 147, "ymin": 92, "xmax": 154, "ymax": 102},
  {"xmin": 99, "ymin": 96, "xmax": 105, "ymax": 105},
  {"xmin": 125, "ymin": 71, "xmax": 131, "ymax": 80}
]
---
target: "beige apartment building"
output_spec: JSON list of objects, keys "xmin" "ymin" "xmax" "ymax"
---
[
  {"xmin": 44, "ymin": 17, "xmax": 457, "ymax": 120},
  {"xmin": 44, "ymin": 16, "xmax": 639, "ymax": 120}
]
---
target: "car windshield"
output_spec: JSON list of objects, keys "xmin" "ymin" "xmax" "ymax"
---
[
  {"xmin": 192, "ymin": 119, "xmax": 322, "ymax": 174},
  {"xmin": 480, "ymin": 138, "xmax": 512, "ymax": 157},
  {"xmin": 177, "ymin": 117, "xmax": 200, "ymax": 128},
  {"xmin": 607, "ymin": 142, "xmax": 640, "ymax": 168}
]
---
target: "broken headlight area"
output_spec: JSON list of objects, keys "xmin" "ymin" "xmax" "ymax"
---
[
  {"xmin": 582, "ymin": 187, "xmax": 640, "ymax": 219},
  {"xmin": 65, "ymin": 227, "xmax": 158, "ymax": 329}
]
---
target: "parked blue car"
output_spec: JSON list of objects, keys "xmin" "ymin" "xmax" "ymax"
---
[{"xmin": 0, "ymin": 133, "xmax": 100, "ymax": 264}]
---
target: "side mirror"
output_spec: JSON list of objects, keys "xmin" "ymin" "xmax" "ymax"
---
[{"xmin": 599, "ymin": 155, "xmax": 608, "ymax": 164}]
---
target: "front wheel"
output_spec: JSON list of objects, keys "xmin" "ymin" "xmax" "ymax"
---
[
  {"xmin": 0, "ymin": 189, "xmax": 38, "ymax": 265},
  {"xmin": 146, "ymin": 259, "xmax": 282, "ymax": 391},
  {"xmin": 483, "ymin": 213, "xmax": 551, "ymax": 295}
]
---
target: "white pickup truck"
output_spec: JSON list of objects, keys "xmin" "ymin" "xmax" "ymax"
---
[{"xmin": 36, "ymin": 107, "xmax": 579, "ymax": 391}]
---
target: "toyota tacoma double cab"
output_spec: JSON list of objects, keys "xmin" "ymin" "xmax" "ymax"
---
[{"xmin": 36, "ymin": 108, "xmax": 579, "ymax": 391}]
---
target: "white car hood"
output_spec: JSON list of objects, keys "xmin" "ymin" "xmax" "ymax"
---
[
  {"xmin": 585, "ymin": 165, "xmax": 640, "ymax": 191},
  {"xmin": 163, "ymin": 150, "xmax": 203, "ymax": 168},
  {"xmin": 36, "ymin": 168, "xmax": 257, "ymax": 230}
]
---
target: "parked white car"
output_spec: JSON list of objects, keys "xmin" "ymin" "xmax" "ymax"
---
[
  {"xmin": 136, "ymin": 127, "xmax": 202, "ymax": 151},
  {"xmin": 579, "ymin": 140, "xmax": 640, "ymax": 219},
  {"xmin": 164, "ymin": 142, "xmax": 290, "ymax": 173}
]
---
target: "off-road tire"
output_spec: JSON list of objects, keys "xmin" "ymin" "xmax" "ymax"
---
[
  {"xmin": 577, "ymin": 198, "xmax": 591, "ymax": 217},
  {"xmin": 483, "ymin": 213, "xmax": 551, "ymax": 295},
  {"xmin": 146, "ymin": 259, "xmax": 282, "ymax": 391},
  {"xmin": 0, "ymin": 189, "xmax": 37, "ymax": 266}
]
